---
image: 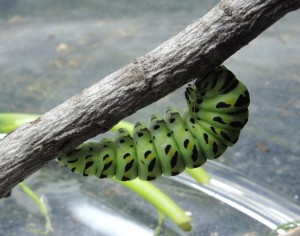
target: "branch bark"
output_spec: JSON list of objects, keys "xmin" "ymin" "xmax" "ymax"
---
[{"xmin": 0, "ymin": 0, "xmax": 299, "ymax": 198}]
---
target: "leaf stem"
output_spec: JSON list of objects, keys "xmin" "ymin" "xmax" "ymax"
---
[
  {"xmin": 0, "ymin": 113, "xmax": 39, "ymax": 133},
  {"xmin": 18, "ymin": 182, "xmax": 53, "ymax": 234},
  {"xmin": 115, "ymin": 178, "xmax": 192, "ymax": 231}
]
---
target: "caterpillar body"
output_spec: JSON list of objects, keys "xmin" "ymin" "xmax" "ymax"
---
[{"xmin": 58, "ymin": 66, "xmax": 250, "ymax": 181}]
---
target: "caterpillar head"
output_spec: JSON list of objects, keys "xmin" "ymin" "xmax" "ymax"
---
[{"xmin": 195, "ymin": 66, "xmax": 228, "ymax": 94}]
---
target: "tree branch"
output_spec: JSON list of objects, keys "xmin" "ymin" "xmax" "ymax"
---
[{"xmin": 0, "ymin": 0, "xmax": 299, "ymax": 198}]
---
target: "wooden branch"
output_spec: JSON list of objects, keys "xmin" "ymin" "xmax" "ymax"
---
[{"xmin": 0, "ymin": 0, "xmax": 299, "ymax": 198}]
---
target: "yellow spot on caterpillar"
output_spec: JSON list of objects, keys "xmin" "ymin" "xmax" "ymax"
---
[
  {"xmin": 145, "ymin": 153, "xmax": 154, "ymax": 161},
  {"xmin": 104, "ymin": 157, "xmax": 112, "ymax": 164},
  {"xmin": 167, "ymin": 148, "xmax": 176, "ymax": 158},
  {"xmin": 187, "ymin": 142, "xmax": 193, "ymax": 151},
  {"xmin": 124, "ymin": 155, "xmax": 132, "ymax": 162}
]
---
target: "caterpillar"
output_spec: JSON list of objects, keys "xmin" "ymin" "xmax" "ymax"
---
[{"xmin": 58, "ymin": 65, "xmax": 250, "ymax": 181}]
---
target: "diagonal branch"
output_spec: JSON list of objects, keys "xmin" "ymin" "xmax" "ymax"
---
[{"xmin": 0, "ymin": 0, "xmax": 299, "ymax": 198}]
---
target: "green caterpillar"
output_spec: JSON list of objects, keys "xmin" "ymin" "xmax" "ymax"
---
[{"xmin": 58, "ymin": 66, "xmax": 250, "ymax": 181}]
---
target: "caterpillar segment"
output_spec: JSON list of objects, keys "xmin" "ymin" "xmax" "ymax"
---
[
  {"xmin": 58, "ymin": 65, "xmax": 250, "ymax": 181},
  {"xmin": 133, "ymin": 122, "xmax": 161, "ymax": 181}
]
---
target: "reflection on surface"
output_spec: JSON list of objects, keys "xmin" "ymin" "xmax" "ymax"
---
[
  {"xmin": 174, "ymin": 161, "xmax": 300, "ymax": 231},
  {"xmin": 69, "ymin": 202, "xmax": 153, "ymax": 236}
]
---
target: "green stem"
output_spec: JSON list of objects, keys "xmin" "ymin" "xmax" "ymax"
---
[
  {"xmin": 154, "ymin": 210, "xmax": 165, "ymax": 236},
  {"xmin": 115, "ymin": 178, "xmax": 192, "ymax": 231},
  {"xmin": 18, "ymin": 182, "xmax": 53, "ymax": 234},
  {"xmin": 185, "ymin": 167, "xmax": 211, "ymax": 184},
  {"xmin": 0, "ymin": 113, "xmax": 39, "ymax": 133}
]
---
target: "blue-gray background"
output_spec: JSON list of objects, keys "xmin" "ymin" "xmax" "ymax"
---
[{"xmin": 0, "ymin": 1, "xmax": 299, "ymax": 235}]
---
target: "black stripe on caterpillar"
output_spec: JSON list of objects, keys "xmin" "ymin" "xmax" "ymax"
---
[{"xmin": 58, "ymin": 65, "xmax": 250, "ymax": 181}]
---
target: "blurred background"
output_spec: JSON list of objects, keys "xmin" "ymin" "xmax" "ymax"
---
[{"xmin": 0, "ymin": 0, "xmax": 299, "ymax": 235}]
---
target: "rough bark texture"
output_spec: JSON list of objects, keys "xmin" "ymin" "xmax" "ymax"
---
[{"xmin": 0, "ymin": 0, "xmax": 299, "ymax": 197}]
